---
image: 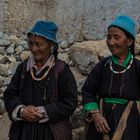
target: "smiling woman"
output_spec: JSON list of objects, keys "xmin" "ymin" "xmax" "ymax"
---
[
  {"xmin": 82, "ymin": 15, "xmax": 140, "ymax": 140},
  {"xmin": 27, "ymin": 35, "xmax": 52, "ymax": 69},
  {"xmin": 3, "ymin": 20, "xmax": 77, "ymax": 140},
  {"xmin": 106, "ymin": 27, "xmax": 133, "ymax": 59}
]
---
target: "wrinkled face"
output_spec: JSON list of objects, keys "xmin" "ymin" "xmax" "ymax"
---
[
  {"xmin": 106, "ymin": 27, "xmax": 132, "ymax": 58},
  {"xmin": 27, "ymin": 35, "xmax": 52, "ymax": 63}
]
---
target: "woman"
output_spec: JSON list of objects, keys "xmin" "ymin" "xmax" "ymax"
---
[
  {"xmin": 82, "ymin": 15, "xmax": 140, "ymax": 140},
  {"xmin": 4, "ymin": 20, "xmax": 77, "ymax": 140}
]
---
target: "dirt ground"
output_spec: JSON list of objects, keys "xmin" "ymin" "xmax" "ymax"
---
[{"xmin": 0, "ymin": 113, "xmax": 10, "ymax": 140}]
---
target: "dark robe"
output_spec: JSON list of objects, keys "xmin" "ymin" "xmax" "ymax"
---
[
  {"xmin": 4, "ymin": 59, "xmax": 77, "ymax": 140},
  {"xmin": 82, "ymin": 57, "xmax": 140, "ymax": 140}
]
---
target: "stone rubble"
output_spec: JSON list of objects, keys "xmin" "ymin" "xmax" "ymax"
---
[{"xmin": 0, "ymin": 32, "xmax": 140, "ymax": 140}]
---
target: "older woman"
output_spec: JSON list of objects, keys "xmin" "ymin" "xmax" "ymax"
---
[
  {"xmin": 82, "ymin": 15, "xmax": 140, "ymax": 140},
  {"xmin": 4, "ymin": 21, "xmax": 77, "ymax": 140}
]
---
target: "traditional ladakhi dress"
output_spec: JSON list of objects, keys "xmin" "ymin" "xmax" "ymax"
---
[
  {"xmin": 82, "ymin": 52, "xmax": 140, "ymax": 140},
  {"xmin": 4, "ymin": 57, "xmax": 77, "ymax": 140}
]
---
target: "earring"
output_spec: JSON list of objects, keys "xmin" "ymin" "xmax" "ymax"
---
[{"xmin": 51, "ymin": 46, "xmax": 54, "ymax": 54}]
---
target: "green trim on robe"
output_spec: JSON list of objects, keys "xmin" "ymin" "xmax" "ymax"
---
[
  {"xmin": 104, "ymin": 98, "xmax": 128, "ymax": 104},
  {"xmin": 83, "ymin": 102, "xmax": 99, "ymax": 113},
  {"xmin": 112, "ymin": 51, "xmax": 132, "ymax": 67}
]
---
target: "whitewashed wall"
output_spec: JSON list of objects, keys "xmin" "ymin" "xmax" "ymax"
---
[{"xmin": 1, "ymin": 0, "xmax": 140, "ymax": 43}]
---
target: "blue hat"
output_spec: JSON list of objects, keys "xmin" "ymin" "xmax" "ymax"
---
[
  {"xmin": 28, "ymin": 20, "xmax": 58, "ymax": 44},
  {"xmin": 108, "ymin": 15, "xmax": 136, "ymax": 39}
]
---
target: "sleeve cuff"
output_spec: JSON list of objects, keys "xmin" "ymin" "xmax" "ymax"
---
[
  {"xmin": 12, "ymin": 105, "xmax": 25, "ymax": 121},
  {"xmin": 36, "ymin": 106, "xmax": 49, "ymax": 123},
  {"xmin": 83, "ymin": 102, "xmax": 99, "ymax": 114}
]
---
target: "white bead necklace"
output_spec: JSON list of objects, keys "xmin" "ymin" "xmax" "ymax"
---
[{"xmin": 110, "ymin": 55, "xmax": 133, "ymax": 74}]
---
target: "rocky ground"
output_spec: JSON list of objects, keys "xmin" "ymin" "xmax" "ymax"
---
[
  {"xmin": 0, "ymin": 113, "xmax": 10, "ymax": 140},
  {"xmin": 0, "ymin": 32, "xmax": 140, "ymax": 140}
]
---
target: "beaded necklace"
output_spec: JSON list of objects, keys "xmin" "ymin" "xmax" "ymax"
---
[
  {"xmin": 110, "ymin": 55, "xmax": 133, "ymax": 74},
  {"xmin": 31, "ymin": 58, "xmax": 55, "ymax": 81}
]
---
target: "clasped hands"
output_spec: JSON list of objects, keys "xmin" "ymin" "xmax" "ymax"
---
[{"xmin": 20, "ymin": 105, "xmax": 45, "ymax": 122}]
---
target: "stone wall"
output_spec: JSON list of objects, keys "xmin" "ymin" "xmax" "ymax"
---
[
  {"xmin": 0, "ymin": 0, "xmax": 4, "ymax": 31},
  {"xmin": 3, "ymin": 0, "xmax": 47, "ymax": 34},
  {"xmin": 46, "ymin": 0, "xmax": 140, "ymax": 43},
  {"xmin": 1, "ymin": 0, "xmax": 140, "ymax": 42}
]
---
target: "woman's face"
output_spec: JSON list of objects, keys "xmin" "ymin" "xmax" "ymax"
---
[
  {"xmin": 27, "ymin": 35, "xmax": 52, "ymax": 63},
  {"xmin": 106, "ymin": 27, "xmax": 132, "ymax": 58}
]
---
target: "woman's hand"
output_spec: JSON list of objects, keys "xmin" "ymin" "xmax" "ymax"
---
[
  {"xmin": 92, "ymin": 113, "xmax": 110, "ymax": 134},
  {"xmin": 21, "ymin": 105, "xmax": 44, "ymax": 122}
]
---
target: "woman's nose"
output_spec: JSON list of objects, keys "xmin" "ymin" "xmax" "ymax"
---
[{"xmin": 110, "ymin": 38, "xmax": 116, "ymax": 45}]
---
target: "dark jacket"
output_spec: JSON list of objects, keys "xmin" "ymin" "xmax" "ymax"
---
[
  {"xmin": 4, "ymin": 59, "xmax": 77, "ymax": 140},
  {"xmin": 82, "ymin": 57, "xmax": 140, "ymax": 140}
]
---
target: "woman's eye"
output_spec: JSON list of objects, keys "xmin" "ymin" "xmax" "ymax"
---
[
  {"xmin": 114, "ymin": 36, "xmax": 119, "ymax": 40},
  {"xmin": 35, "ymin": 42, "xmax": 40, "ymax": 47},
  {"xmin": 107, "ymin": 35, "xmax": 111, "ymax": 40}
]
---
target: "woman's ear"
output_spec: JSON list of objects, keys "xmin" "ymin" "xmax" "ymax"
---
[
  {"xmin": 128, "ymin": 38, "xmax": 133, "ymax": 46},
  {"xmin": 50, "ymin": 43, "xmax": 57, "ymax": 54}
]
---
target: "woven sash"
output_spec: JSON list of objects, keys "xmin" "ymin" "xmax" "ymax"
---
[{"xmin": 102, "ymin": 101, "xmax": 133, "ymax": 140}]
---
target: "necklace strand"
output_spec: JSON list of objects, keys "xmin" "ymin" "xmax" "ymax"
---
[
  {"xmin": 110, "ymin": 55, "xmax": 133, "ymax": 74},
  {"xmin": 31, "ymin": 58, "xmax": 55, "ymax": 81}
]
